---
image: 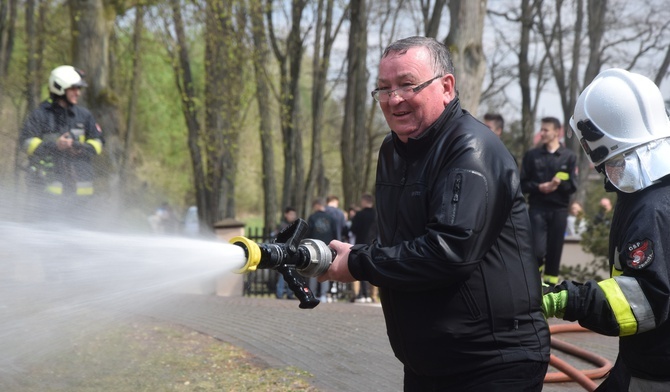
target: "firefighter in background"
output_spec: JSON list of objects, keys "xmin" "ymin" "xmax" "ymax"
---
[
  {"xmin": 543, "ymin": 68, "xmax": 670, "ymax": 391},
  {"xmin": 19, "ymin": 65, "xmax": 104, "ymax": 224}
]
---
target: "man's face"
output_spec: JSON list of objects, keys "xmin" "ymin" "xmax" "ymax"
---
[
  {"xmin": 65, "ymin": 87, "xmax": 81, "ymax": 105},
  {"xmin": 376, "ymin": 47, "xmax": 455, "ymax": 142},
  {"xmin": 285, "ymin": 210, "xmax": 297, "ymax": 223},
  {"xmin": 539, "ymin": 121, "xmax": 559, "ymax": 145},
  {"xmin": 484, "ymin": 120, "xmax": 502, "ymax": 137}
]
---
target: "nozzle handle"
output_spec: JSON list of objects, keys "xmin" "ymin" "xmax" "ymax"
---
[{"xmin": 278, "ymin": 265, "xmax": 320, "ymax": 309}]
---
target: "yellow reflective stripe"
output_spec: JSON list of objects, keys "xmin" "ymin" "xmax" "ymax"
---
[
  {"xmin": 86, "ymin": 139, "xmax": 103, "ymax": 155},
  {"xmin": 611, "ymin": 265, "xmax": 624, "ymax": 277},
  {"xmin": 544, "ymin": 275, "xmax": 559, "ymax": 284},
  {"xmin": 25, "ymin": 137, "xmax": 43, "ymax": 156},
  {"xmin": 598, "ymin": 278, "xmax": 638, "ymax": 336},
  {"xmin": 76, "ymin": 188, "xmax": 93, "ymax": 196},
  {"xmin": 614, "ymin": 276, "xmax": 656, "ymax": 333},
  {"xmin": 555, "ymin": 171, "xmax": 570, "ymax": 181},
  {"xmin": 76, "ymin": 181, "xmax": 94, "ymax": 195},
  {"xmin": 46, "ymin": 182, "xmax": 63, "ymax": 195}
]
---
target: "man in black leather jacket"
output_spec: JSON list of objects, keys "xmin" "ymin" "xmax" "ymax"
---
[{"xmin": 320, "ymin": 36, "xmax": 550, "ymax": 391}]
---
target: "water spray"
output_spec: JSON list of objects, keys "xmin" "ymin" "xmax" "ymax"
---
[{"xmin": 230, "ymin": 219, "xmax": 335, "ymax": 309}]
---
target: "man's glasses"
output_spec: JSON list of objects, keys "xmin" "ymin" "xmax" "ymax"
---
[{"xmin": 371, "ymin": 75, "xmax": 443, "ymax": 102}]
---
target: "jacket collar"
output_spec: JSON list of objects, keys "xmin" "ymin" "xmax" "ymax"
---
[{"xmin": 392, "ymin": 97, "xmax": 461, "ymax": 159}]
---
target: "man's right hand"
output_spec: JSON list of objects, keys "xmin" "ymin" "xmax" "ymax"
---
[
  {"xmin": 56, "ymin": 133, "xmax": 73, "ymax": 151},
  {"xmin": 318, "ymin": 240, "xmax": 355, "ymax": 283}
]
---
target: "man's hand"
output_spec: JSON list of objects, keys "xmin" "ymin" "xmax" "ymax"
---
[
  {"xmin": 56, "ymin": 133, "xmax": 73, "ymax": 151},
  {"xmin": 542, "ymin": 288, "xmax": 568, "ymax": 319},
  {"xmin": 538, "ymin": 177, "xmax": 561, "ymax": 194},
  {"xmin": 318, "ymin": 240, "xmax": 355, "ymax": 283}
]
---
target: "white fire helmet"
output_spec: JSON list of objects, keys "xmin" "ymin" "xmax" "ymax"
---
[
  {"xmin": 48, "ymin": 65, "xmax": 87, "ymax": 96},
  {"xmin": 570, "ymin": 68, "xmax": 670, "ymax": 193}
]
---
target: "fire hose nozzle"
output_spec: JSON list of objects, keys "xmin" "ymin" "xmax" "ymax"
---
[
  {"xmin": 228, "ymin": 219, "xmax": 336, "ymax": 309},
  {"xmin": 229, "ymin": 236, "xmax": 262, "ymax": 273}
]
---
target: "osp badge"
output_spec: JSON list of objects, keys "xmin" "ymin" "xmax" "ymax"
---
[{"xmin": 625, "ymin": 239, "xmax": 654, "ymax": 270}]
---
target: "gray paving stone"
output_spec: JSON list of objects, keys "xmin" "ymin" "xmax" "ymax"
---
[{"xmin": 143, "ymin": 294, "xmax": 620, "ymax": 392}]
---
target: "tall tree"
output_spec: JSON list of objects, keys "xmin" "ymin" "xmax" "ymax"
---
[
  {"xmin": 207, "ymin": 0, "xmax": 248, "ymax": 220},
  {"xmin": 69, "ymin": 0, "xmax": 124, "ymax": 217},
  {"xmin": 267, "ymin": 0, "xmax": 308, "ymax": 216},
  {"xmin": 165, "ymin": 0, "xmax": 250, "ymax": 228},
  {"xmin": 304, "ymin": 0, "xmax": 346, "ymax": 206},
  {"xmin": 249, "ymin": 0, "xmax": 278, "ymax": 230},
  {"xmin": 340, "ymin": 0, "xmax": 368, "ymax": 209},
  {"xmin": 444, "ymin": 0, "xmax": 487, "ymax": 114},
  {"xmin": 166, "ymin": 0, "xmax": 209, "ymax": 229},
  {"xmin": 120, "ymin": 4, "xmax": 144, "ymax": 188}
]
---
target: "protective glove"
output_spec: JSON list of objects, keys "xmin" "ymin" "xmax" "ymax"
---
[{"xmin": 541, "ymin": 286, "xmax": 567, "ymax": 319}]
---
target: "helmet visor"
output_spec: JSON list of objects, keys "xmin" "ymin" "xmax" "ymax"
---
[{"xmin": 604, "ymin": 138, "xmax": 670, "ymax": 193}]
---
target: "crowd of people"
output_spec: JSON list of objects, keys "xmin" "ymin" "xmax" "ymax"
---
[{"xmin": 273, "ymin": 193, "xmax": 379, "ymax": 304}]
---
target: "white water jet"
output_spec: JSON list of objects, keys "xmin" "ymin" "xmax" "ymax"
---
[{"xmin": 0, "ymin": 221, "xmax": 246, "ymax": 382}]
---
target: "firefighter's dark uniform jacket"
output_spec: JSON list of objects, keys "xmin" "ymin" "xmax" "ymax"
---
[
  {"xmin": 559, "ymin": 179, "xmax": 670, "ymax": 381},
  {"xmin": 348, "ymin": 99, "xmax": 550, "ymax": 377},
  {"xmin": 19, "ymin": 99, "xmax": 103, "ymax": 196},
  {"xmin": 520, "ymin": 144, "xmax": 578, "ymax": 208}
]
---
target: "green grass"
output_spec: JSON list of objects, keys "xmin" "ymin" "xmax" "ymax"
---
[{"xmin": 12, "ymin": 318, "xmax": 318, "ymax": 392}]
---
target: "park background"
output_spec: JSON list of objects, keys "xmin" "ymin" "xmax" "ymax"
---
[{"xmin": 0, "ymin": 0, "xmax": 668, "ymax": 237}]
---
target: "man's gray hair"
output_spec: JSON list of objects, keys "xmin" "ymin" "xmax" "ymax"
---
[{"xmin": 382, "ymin": 36, "xmax": 455, "ymax": 77}]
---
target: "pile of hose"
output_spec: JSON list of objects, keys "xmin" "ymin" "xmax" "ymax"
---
[{"xmin": 544, "ymin": 323, "xmax": 613, "ymax": 391}]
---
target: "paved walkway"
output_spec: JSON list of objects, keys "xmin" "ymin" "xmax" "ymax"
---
[{"xmin": 144, "ymin": 294, "xmax": 619, "ymax": 392}]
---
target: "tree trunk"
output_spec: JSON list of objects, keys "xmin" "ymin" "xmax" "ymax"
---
[
  {"xmin": 249, "ymin": 0, "xmax": 278, "ymax": 230},
  {"xmin": 422, "ymin": 0, "xmax": 446, "ymax": 38},
  {"xmin": 444, "ymin": 0, "xmax": 487, "ymax": 114},
  {"xmin": 169, "ymin": 0, "xmax": 209, "ymax": 231},
  {"xmin": 304, "ymin": 0, "xmax": 342, "ymax": 206},
  {"xmin": 69, "ymin": 0, "xmax": 124, "ymax": 221},
  {"xmin": 25, "ymin": 0, "xmax": 39, "ymax": 112},
  {"xmin": 120, "ymin": 5, "xmax": 144, "ymax": 188},
  {"xmin": 267, "ymin": 0, "xmax": 307, "ymax": 216},
  {"xmin": 518, "ymin": 0, "xmax": 534, "ymax": 149},
  {"xmin": 341, "ymin": 0, "xmax": 368, "ymax": 209}
]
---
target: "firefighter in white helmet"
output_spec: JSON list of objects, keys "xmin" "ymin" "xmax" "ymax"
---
[
  {"xmin": 543, "ymin": 68, "xmax": 670, "ymax": 391},
  {"xmin": 19, "ymin": 65, "xmax": 104, "ymax": 225}
]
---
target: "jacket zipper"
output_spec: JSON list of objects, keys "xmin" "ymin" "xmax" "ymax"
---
[{"xmin": 450, "ymin": 173, "xmax": 462, "ymax": 224}]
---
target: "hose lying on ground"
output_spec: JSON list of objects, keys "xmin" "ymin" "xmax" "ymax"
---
[{"xmin": 545, "ymin": 323, "xmax": 613, "ymax": 392}]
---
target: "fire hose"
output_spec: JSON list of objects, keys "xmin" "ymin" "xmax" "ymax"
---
[
  {"xmin": 545, "ymin": 323, "xmax": 613, "ymax": 391},
  {"xmin": 230, "ymin": 218, "xmax": 335, "ymax": 309},
  {"xmin": 231, "ymin": 219, "xmax": 613, "ymax": 390}
]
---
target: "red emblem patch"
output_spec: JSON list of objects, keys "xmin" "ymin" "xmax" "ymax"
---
[{"xmin": 625, "ymin": 239, "xmax": 654, "ymax": 270}]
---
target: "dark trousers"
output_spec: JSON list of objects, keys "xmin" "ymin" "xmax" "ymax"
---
[
  {"xmin": 403, "ymin": 360, "xmax": 548, "ymax": 392},
  {"xmin": 595, "ymin": 356, "xmax": 629, "ymax": 392},
  {"xmin": 529, "ymin": 206, "xmax": 568, "ymax": 278}
]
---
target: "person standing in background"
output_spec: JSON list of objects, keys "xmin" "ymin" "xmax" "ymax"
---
[
  {"xmin": 520, "ymin": 116, "xmax": 578, "ymax": 286},
  {"xmin": 325, "ymin": 195, "xmax": 347, "ymax": 241},
  {"xmin": 483, "ymin": 112, "xmax": 504, "ymax": 138},
  {"xmin": 19, "ymin": 65, "xmax": 104, "ymax": 226},
  {"xmin": 306, "ymin": 198, "xmax": 337, "ymax": 303},
  {"xmin": 349, "ymin": 193, "xmax": 377, "ymax": 302},
  {"xmin": 274, "ymin": 206, "xmax": 298, "ymax": 299}
]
